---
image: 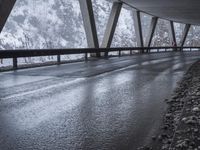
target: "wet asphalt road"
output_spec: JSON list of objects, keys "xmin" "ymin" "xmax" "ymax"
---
[{"xmin": 0, "ymin": 52, "xmax": 200, "ymax": 150}]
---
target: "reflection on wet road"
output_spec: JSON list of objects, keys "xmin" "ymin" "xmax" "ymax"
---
[{"xmin": 0, "ymin": 52, "xmax": 199, "ymax": 150}]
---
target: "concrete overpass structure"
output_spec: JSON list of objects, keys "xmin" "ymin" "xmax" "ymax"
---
[{"xmin": 1, "ymin": 0, "xmax": 200, "ymax": 150}]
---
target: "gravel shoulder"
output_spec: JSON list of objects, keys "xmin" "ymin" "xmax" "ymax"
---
[{"xmin": 138, "ymin": 61, "xmax": 200, "ymax": 150}]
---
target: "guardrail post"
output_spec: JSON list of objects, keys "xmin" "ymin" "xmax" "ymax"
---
[
  {"xmin": 85, "ymin": 53, "xmax": 88, "ymax": 61},
  {"xmin": 13, "ymin": 57, "xmax": 17, "ymax": 70},
  {"xmin": 119, "ymin": 50, "xmax": 121, "ymax": 57},
  {"xmin": 57, "ymin": 55, "xmax": 61, "ymax": 64}
]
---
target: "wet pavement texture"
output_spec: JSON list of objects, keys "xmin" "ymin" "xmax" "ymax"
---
[{"xmin": 0, "ymin": 52, "xmax": 199, "ymax": 150}]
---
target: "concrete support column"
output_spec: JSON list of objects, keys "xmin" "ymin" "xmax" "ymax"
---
[
  {"xmin": 145, "ymin": 17, "xmax": 158, "ymax": 52},
  {"xmin": 168, "ymin": 21, "xmax": 177, "ymax": 51},
  {"xmin": 0, "ymin": 0, "xmax": 16, "ymax": 33},
  {"xmin": 179, "ymin": 24, "xmax": 191, "ymax": 50},
  {"xmin": 101, "ymin": 2, "xmax": 123, "ymax": 57},
  {"xmin": 133, "ymin": 10, "xmax": 144, "ymax": 53},
  {"xmin": 79, "ymin": 0, "xmax": 100, "ymax": 57}
]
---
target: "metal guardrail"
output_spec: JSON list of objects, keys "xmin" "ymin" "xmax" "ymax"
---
[{"xmin": 0, "ymin": 46, "xmax": 199, "ymax": 69}]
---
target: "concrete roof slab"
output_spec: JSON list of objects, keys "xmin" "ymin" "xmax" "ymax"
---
[{"xmin": 109, "ymin": 0, "xmax": 200, "ymax": 25}]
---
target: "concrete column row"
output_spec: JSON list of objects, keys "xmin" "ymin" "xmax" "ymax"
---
[{"xmin": 79, "ymin": 0, "xmax": 191, "ymax": 55}]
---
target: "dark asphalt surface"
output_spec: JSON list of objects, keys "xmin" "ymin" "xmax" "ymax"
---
[{"xmin": 0, "ymin": 52, "xmax": 200, "ymax": 150}]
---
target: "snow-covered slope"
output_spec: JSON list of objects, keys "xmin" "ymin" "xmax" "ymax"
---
[{"xmin": 0, "ymin": 0, "xmax": 87, "ymax": 49}]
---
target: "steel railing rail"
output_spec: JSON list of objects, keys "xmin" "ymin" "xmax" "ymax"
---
[
  {"xmin": 0, "ymin": 46, "xmax": 199, "ymax": 69},
  {"xmin": 0, "ymin": 46, "xmax": 200, "ymax": 58}
]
